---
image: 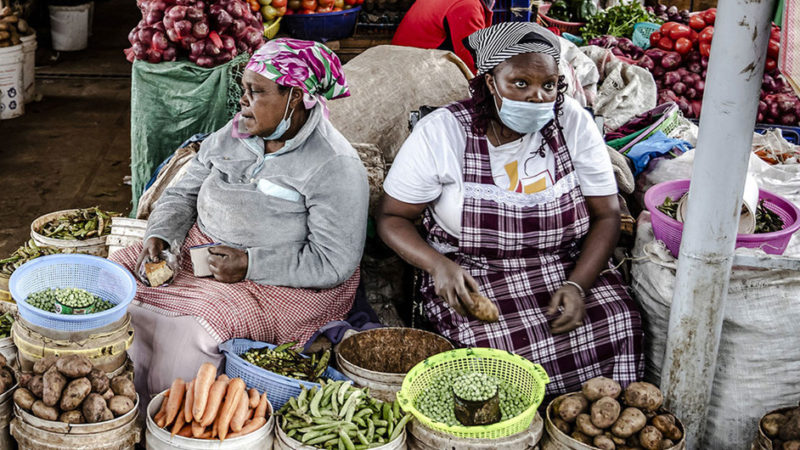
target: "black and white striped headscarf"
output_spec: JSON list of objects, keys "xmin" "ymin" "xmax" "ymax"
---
[{"xmin": 464, "ymin": 22, "xmax": 561, "ymax": 75}]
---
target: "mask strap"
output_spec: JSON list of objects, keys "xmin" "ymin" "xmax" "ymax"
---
[{"xmin": 282, "ymin": 87, "xmax": 295, "ymax": 123}]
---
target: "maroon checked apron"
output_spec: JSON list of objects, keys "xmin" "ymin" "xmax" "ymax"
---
[{"xmin": 418, "ymin": 101, "xmax": 644, "ymax": 399}]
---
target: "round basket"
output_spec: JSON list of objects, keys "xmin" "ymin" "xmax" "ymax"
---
[
  {"xmin": 644, "ymin": 179, "xmax": 800, "ymax": 258},
  {"xmin": 30, "ymin": 209, "xmax": 109, "ymax": 257},
  {"xmin": 281, "ymin": 6, "xmax": 360, "ymax": 42},
  {"xmin": 263, "ymin": 17, "xmax": 281, "ymax": 39},
  {"xmin": 537, "ymin": 3, "xmax": 584, "ymax": 35},
  {"xmin": 8, "ymin": 254, "xmax": 136, "ymax": 332},
  {"xmin": 396, "ymin": 348, "xmax": 549, "ymax": 440},
  {"xmin": 632, "ymin": 21, "xmax": 661, "ymax": 49},
  {"xmin": 218, "ymin": 338, "xmax": 350, "ymax": 412}
]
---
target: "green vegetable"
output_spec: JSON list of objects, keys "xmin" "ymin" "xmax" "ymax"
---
[
  {"xmin": 755, "ymin": 199, "xmax": 785, "ymax": 233},
  {"xmin": 547, "ymin": 0, "xmax": 598, "ymax": 23},
  {"xmin": 0, "ymin": 240, "xmax": 60, "ymax": 277},
  {"xmin": 0, "ymin": 313, "xmax": 13, "ymax": 338},
  {"xmin": 26, "ymin": 288, "xmax": 112, "ymax": 314},
  {"xmin": 452, "ymin": 372, "xmax": 497, "ymax": 402},
  {"xmin": 242, "ymin": 344, "xmax": 332, "ymax": 383},
  {"xmin": 37, "ymin": 207, "xmax": 120, "ymax": 241},
  {"xmin": 580, "ymin": 3, "xmax": 661, "ymax": 40},
  {"xmin": 657, "ymin": 195, "xmax": 681, "ymax": 218}
]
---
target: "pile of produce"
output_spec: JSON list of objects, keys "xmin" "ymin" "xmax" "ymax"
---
[
  {"xmin": 277, "ymin": 381, "xmax": 411, "ymax": 449},
  {"xmin": 0, "ymin": 354, "xmax": 15, "ymax": 394},
  {"xmin": 645, "ymin": 4, "xmax": 691, "ymax": 25},
  {"xmin": 154, "ymin": 363, "xmax": 270, "ymax": 440},
  {"xmin": 0, "ymin": 240, "xmax": 60, "ymax": 277},
  {"xmin": 587, "ymin": 36, "xmax": 644, "ymax": 61},
  {"xmin": 242, "ymin": 342, "xmax": 331, "ymax": 383},
  {"xmin": 254, "ymin": 0, "xmax": 285, "ymax": 26},
  {"xmin": 657, "ymin": 195, "xmax": 785, "ymax": 233},
  {"xmin": 415, "ymin": 370, "xmax": 528, "ymax": 426},
  {"xmin": 545, "ymin": 0, "xmax": 597, "ymax": 24},
  {"xmin": 580, "ymin": 3, "xmax": 660, "ymax": 40},
  {"xmin": 125, "ymin": 0, "xmax": 264, "ymax": 67},
  {"xmin": 760, "ymin": 402, "xmax": 800, "ymax": 449},
  {"xmin": 0, "ymin": 6, "xmax": 34, "ymax": 48},
  {"xmin": 283, "ymin": 0, "xmax": 361, "ymax": 15},
  {"xmin": 551, "ymin": 377, "xmax": 683, "ymax": 450},
  {"xmin": 0, "ymin": 313, "xmax": 13, "ymax": 339},
  {"xmin": 14, "ymin": 355, "xmax": 136, "ymax": 424},
  {"xmin": 36, "ymin": 207, "xmax": 120, "ymax": 241},
  {"xmin": 26, "ymin": 288, "xmax": 115, "ymax": 315}
]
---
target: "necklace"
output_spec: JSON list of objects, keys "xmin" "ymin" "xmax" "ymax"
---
[{"xmin": 490, "ymin": 121, "xmax": 503, "ymax": 146}]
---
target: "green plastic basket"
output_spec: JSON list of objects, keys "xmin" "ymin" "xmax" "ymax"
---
[
  {"xmin": 396, "ymin": 348, "xmax": 549, "ymax": 439},
  {"xmin": 632, "ymin": 21, "xmax": 661, "ymax": 49}
]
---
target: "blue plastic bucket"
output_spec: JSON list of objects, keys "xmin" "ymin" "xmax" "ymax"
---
[{"xmin": 281, "ymin": 6, "xmax": 361, "ymax": 42}]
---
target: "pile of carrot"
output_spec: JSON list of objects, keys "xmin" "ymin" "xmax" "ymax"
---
[{"xmin": 153, "ymin": 363, "xmax": 269, "ymax": 441}]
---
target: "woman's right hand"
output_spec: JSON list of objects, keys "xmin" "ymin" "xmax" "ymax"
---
[
  {"xmin": 136, "ymin": 237, "xmax": 167, "ymax": 271},
  {"xmin": 430, "ymin": 258, "xmax": 480, "ymax": 316}
]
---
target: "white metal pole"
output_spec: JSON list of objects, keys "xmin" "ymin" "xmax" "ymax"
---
[{"xmin": 659, "ymin": 0, "xmax": 776, "ymax": 448}]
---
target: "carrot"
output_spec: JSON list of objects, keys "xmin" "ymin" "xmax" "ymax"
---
[
  {"xmin": 191, "ymin": 420, "xmax": 205, "ymax": 438},
  {"xmin": 154, "ymin": 392, "xmax": 170, "ymax": 427},
  {"xmin": 248, "ymin": 388, "xmax": 259, "ymax": 409},
  {"xmin": 230, "ymin": 390, "xmax": 250, "ymax": 432},
  {"xmin": 211, "ymin": 415, "xmax": 219, "ymax": 438},
  {"xmin": 247, "ymin": 407, "xmax": 255, "ymax": 421},
  {"xmin": 199, "ymin": 430, "xmax": 213, "ymax": 439},
  {"xmin": 200, "ymin": 377, "xmax": 230, "ymax": 427},
  {"xmin": 177, "ymin": 423, "xmax": 193, "ymax": 437},
  {"xmin": 193, "ymin": 362, "xmax": 217, "ymax": 422},
  {"xmin": 170, "ymin": 403, "xmax": 186, "ymax": 436},
  {"xmin": 218, "ymin": 378, "xmax": 245, "ymax": 441},
  {"xmin": 254, "ymin": 392, "xmax": 269, "ymax": 418},
  {"xmin": 217, "ymin": 374, "xmax": 229, "ymax": 383},
  {"xmin": 184, "ymin": 379, "xmax": 195, "ymax": 423},
  {"xmin": 227, "ymin": 416, "xmax": 267, "ymax": 439},
  {"xmin": 165, "ymin": 378, "xmax": 186, "ymax": 427}
]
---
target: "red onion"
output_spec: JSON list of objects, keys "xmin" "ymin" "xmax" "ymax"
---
[
  {"xmin": 175, "ymin": 20, "xmax": 193, "ymax": 37},
  {"xmin": 152, "ymin": 31, "xmax": 169, "ymax": 50},
  {"xmin": 672, "ymin": 82, "xmax": 687, "ymax": 95},
  {"xmin": 186, "ymin": 6, "xmax": 204, "ymax": 21},
  {"xmin": 192, "ymin": 20, "xmax": 209, "ymax": 39}
]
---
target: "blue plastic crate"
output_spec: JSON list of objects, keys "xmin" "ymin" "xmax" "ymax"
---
[
  {"xmin": 281, "ymin": 6, "xmax": 361, "ymax": 42},
  {"xmin": 492, "ymin": 0, "xmax": 532, "ymax": 24},
  {"xmin": 755, "ymin": 124, "xmax": 800, "ymax": 144},
  {"xmin": 9, "ymin": 254, "xmax": 136, "ymax": 332},
  {"xmin": 219, "ymin": 338, "xmax": 350, "ymax": 411}
]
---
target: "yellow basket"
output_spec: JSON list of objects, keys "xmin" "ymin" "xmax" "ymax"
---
[
  {"xmin": 263, "ymin": 17, "xmax": 282, "ymax": 39},
  {"xmin": 396, "ymin": 347, "xmax": 549, "ymax": 439}
]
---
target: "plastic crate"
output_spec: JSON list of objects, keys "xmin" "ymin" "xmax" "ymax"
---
[
  {"xmin": 755, "ymin": 124, "xmax": 800, "ymax": 144},
  {"xmin": 536, "ymin": 3, "xmax": 584, "ymax": 35},
  {"xmin": 492, "ymin": 0, "xmax": 532, "ymax": 24},
  {"xmin": 632, "ymin": 22, "xmax": 661, "ymax": 49},
  {"xmin": 281, "ymin": 6, "xmax": 361, "ymax": 42},
  {"xmin": 219, "ymin": 338, "xmax": 350, "ymax": 411},
  {"xmin": 8, "ymin": 254, "xmax": 136, "ymax": 332}
]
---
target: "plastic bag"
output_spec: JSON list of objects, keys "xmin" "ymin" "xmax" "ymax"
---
[
  {"xmin": 626, "ymin": 131, "xmax": 692, "ymax": 176},
  {"xmin": 135, "ymin": 242, "xmax": 181, "ymax": 287}
]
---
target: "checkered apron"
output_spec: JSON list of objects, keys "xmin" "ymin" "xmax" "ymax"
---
[
  {"xmin": 419, "ymin": 101, "xmax": 644, "ymax": 398},
  {"xmin": 110, "ymin": 224, "xmax": 359, "ymax": 346}
]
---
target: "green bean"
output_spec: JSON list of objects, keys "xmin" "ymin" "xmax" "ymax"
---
[{"xmin": 242, "ymin": 344, "xmax": 332, "ymax": 383}]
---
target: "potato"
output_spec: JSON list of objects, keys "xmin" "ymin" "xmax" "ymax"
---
[
  {"xmin": 31, "ymin": 400, "xmax": 59, "ymax": 421},
  {"xmin": 660, "ymin": 439, "xmax": 675, "ymax": 449},
  {"xmin": 781, "ymin": 412, "xmax": 800, "ymax": 441},
  {"xmin": 102, "ymin": 389, "xmax": 115, "ymax": 401},
  {"xmin": 59, "ymin": 410, "xmax": 85, "ymax": 424},
  {"xmin": 33, "ymin": 355, "xmax": 58, "ymax": 375},
  {"xmin": 111, "ymin": 376, "xmax": 136, "ymax": 401},
  {"xmin": 576, "ymin": 413, "xmax": 603, "ymax": 436},
  {"xmin": 652, "ymin": 414, "xmax": 682, "ymax": 441},
  {"xmin": 639, "ymin": 425, "xmax": 663, "ymax": 450},
  {"xmin": 607, "ymin": 432, "xmax": 627, "ymax": 445},
  {"xmin": 594, "ymin": 434, "xmax": 617, "ymax": 450},
  {"xmin": 784, "ymin": 441, "xmax": 800, "ymax": 450},
  {"xmin": 60, "ymin": 378, "xmax": 92, "ymax": 411},
  {"xmin": 592, "ymin": 396, "xmax": 622, "ymax": 429},
  {"xmin": 466, "ymin": 292, "xmax": 499, "ymax": 322},
  {"xmin": 82, "ymin": 393, "xmax": 108, "ymax": 423},
  {"xmin": 43, "ymin": 366, "xmax": 67, "ymax": 407},
  {"xmin": 552, "ymin": 416, "xmax": 572, "ymax": 435},
  {"xmin": 28, "ymin": 375, "xmax": 44, "ymax": 399},
  {"xmin": 558, "ymin": 394, "xmax": 589, "ymax": 423},
  {"xmin": 582, "ymin": 377, "xmax": 622, "ymax": 401},
  {"xmin": 18, "ymin": 372, "xmax": 32, "ymax": 390},
  {"xmin": 611, "ymin": 407, "xmax": 647, "ymax": 438},
  {"xmin": 13, "ymin": 388, "xmax": 36, "ymax": 410},
  {"xmin": 108, "ymin": 395, "xmax": 135, "ymax": 416},
  {"xmin": 88, "ymin": 368, "xmax": 109, "ymax": 393},
  {"xmin": 763, "ymin": 413, "xmax": 789, "ymax": 438},
  {"xmin": 622, "ymin": 382, "xmax": 663, "ymax": 412},
  {"xmin": 0, "ymin": 353, "xmax": 6, "ymax": 367},
  {"xmin": 571, "ymin": 430, "xmax": 594, "ymax": 445},
  {"xmin": 56, "ymin": 355, "xmax": 93, "ymax": 379},
  {"xmin": 101, "ymin": 407, "xmax": 114, "ymax": 422},
  {"xmin": 0, "ymin": 367, "xmax": 14, "ymax": 388},
  {"xmin": 627, "ymin": 432, "xmax": 641, "ymax": 447}
]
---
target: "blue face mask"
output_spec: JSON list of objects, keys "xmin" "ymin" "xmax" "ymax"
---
[
  {"xmin": 493, "ymin": 80, "xmax": 555, "ymax": 134},
  {"xmin": 263, "ymin": 87, "xmax": 295, "ymax": 141}
]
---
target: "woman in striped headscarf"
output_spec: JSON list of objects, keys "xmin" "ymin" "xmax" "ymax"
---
[{"xmin": 378, "ymin": 22, "xmax": 644, "ymax": 399}]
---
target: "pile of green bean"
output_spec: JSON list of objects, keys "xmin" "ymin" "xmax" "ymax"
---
[
  {"xmin": 242, "ymin": 342, "xmax": 331, "ymax": 383},
  {"xmin": 415, "ymin": 371, "xmax": 529, "ymax": 426},
  {"xmin": 452, "ymin": 372, "xmax": 497, "ymax": 402},
  {"xmin": 26, "ymin": 288, "xmax": 113, "ymax": 314},
  {"xmin": 278, "ymin": 381, "xmax": 411, "ymax": 449},
  {"xmin": 37, "ymin": 207, "xmax": 119, "ymax": 240},
  {"xmin": 0, "ymin": 313, "xmax": 13, "ymax": 338},
  {"xmin": 0, "ymin": 240, "xmax": 60, "ymax": 276}
]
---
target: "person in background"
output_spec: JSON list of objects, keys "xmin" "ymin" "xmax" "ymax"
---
[{"xmin": 391, "ymin": 0, "xmax": 494, "ymax": 73}]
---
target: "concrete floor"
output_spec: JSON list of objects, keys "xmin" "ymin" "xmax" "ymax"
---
[{"xmin": 0, "ymin": 0, "xmax": 139, "ymax": 257}]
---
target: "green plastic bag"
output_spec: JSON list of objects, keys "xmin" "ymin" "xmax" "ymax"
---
[{"xmin": 129, "ymin": 53, "xmax": 248, "ymax": 213}]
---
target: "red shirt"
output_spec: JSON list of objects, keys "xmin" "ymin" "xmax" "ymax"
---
[{"xmin": 391, "ymin": 0, "xmax": 493, "ymax": 73}]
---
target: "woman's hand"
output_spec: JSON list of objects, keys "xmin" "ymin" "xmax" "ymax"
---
[
  {"xmin": 430, "ymin": 259, "xmax": 480, "ymax": 316},
  {"xmin": 136, "ymin": 237, "xmax": 167, "ymax": 271},
  {"xmin": 547, "ymin": 283, "xmax": 586, "ymax": 334},
  {"xmin": 208, "ymin": 246, "xmax": 248, "ymax": 283}
]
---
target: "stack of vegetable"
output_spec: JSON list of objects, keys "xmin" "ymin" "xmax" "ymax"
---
[
  {"xmin": 283, "ymin": 0, "xmax": 361, "ymax": 15},
  {"xmin": 153, "ymin": 363, "xmax": 270, "ymax": 440},
  {"xmin": 125, "ymin": 0, "xmax": 264, "ymax": 67},
  {"xmin": 545, "ymin": 0, "xmax": 597, "ymax": 24},
  {"xmin": 13, "ymin": 355, "xmax": 136, "ymax": 424},
  {"xmin": 658, "ymin": 194, "xmax": 785, "ymax": 233},
  {"xmin": 36, "ymin": 207, "xmax": 119, "ymax": 241},
  {"xmin": 0, "ymin": 354, "xmax": 15, "ymax": 395},
  {"xmin": 587, "ymin": 36, "xmax": 643, "ymax": 61},
  {"xmin": 0, "ymin": 313, "xmax": 13, "ymax": 339},
  {"xmin": 550, "ymin": 377, "xmax": 683, "ymax": 450},
  {"xmin": 242, "ymin": 342, "xmax": 331, "ymax": 383},
  {"xmin": 255, "ymin": 0, "xmax": 285, "ymax": 27},
  {"xmin": 580, "ymin": 3, "xmax": 660, "ymax": 40},
  {"xmin": 0, "ymin": 6, "xmax": 33, "ymax": 48},
  {"xmin": 0, "ymin": 240, "xmax": 60, "ymax": 277},
  {"xmin": 26, "ymin": 287, "xmax": 115, "ymax": 315},
  {"xmin": 645, "ymin": 4, "xmax": 690, "ymax": 25},
  {"xmin": 760, "ymin": 402, "xmax": 800, "ymax": 449},
  {"xmin": 278, "ymin": 381, "xmax": 411, "ymax": 449}
]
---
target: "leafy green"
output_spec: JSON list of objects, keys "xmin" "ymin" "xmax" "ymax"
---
[
  {"xmin": 580, "ymin": 3, "xmax": 661, "ymax": 40},
  {"xmin": 546, "ymin": 0, "xmax": 598, "ymax": 23}
]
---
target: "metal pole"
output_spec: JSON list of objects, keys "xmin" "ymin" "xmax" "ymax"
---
[{"xmin": 659, "ymin": 0, "xmax": 776, "ymax": 448}]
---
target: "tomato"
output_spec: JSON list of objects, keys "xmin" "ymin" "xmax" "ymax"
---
[
  {"xmin": 649, "ymin": 31, "xmax": 662, "ymax": 48},
  {"xmin": 771, "ymin": 27, "xmax": 781, "ymax": 42},
  {"xmin": 658, "ymin": 36, "xmax": 674, "ymax": 51},
  {"xmin": 689, "ymin": 14, "xmax": 706, "ymax": 31},
  {"xmin": 698, "ymin": 26, "xmax": 713, "ymax": 44},
  {"xmin": 669, "ymin": 24, "xmax": 692, "ymax": 40},
  {"xmin": 702, "ymin": 8, "xmax": 716, "ymax": 25},
  {"xmin": 288, "ymin": 0, "xmax": 301, "ymax": 10},
  {"xmin": 333, "ymin": 0, "xmax": 343, "ymax": 7},
  {"xmin": 250, "ymin": 1, "xmax": 261, "ymax": 11},
  {"xmin": 272, "ymin": 0, "xmax": 287, "ymax": 7},
  {"xmin": 765, "ymin": 58, "xmax": 777, "ymax": 72},
  {"xmin": 261, "ymin": 5, "xmax": 277, "ymax": 19},
  {"xmin": 301, "ymin": 0, "xmax": 316, "ymax": 9},
  {"xmin": 283, "ymin": 7, "xmax": 294, "ymax": 14},
  {"xmin": 660, "ymin": 22, "xmax": 678, "ymax": 35},
  {"xmin": 275, "ymin": 5, "xmax": 286, "ymax": 15},
  {"xmin": 699, "ymin": 42, "xmax": 711, "ymax": 57},
  {"xmin": 767, "ymin": 39, "xmax": 780, "ymax": 59},
  {"xmin": 318, "ymin": 0, "xmax": 333, "ymax": 6},
  {"xmin": 316, "ymin": 5, "xmax": 333, "ymax": 12},
  {"xmin": 674, "ymin": 37, "xmax": 693, "ymax": 55}
]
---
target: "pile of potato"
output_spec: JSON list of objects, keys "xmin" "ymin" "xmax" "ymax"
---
[
  {"xmin": 760, "ymin": 403, "xmax": 800, "ymax": 449},
  {"xmin": 0, "ymin": 7, "xmax": 33, "ymax": 48},
  {"xmin": 550, "ymin": 377, "xmax": 683, "ymax": 450},
  {"xmin": 0, "ymin": 354, "xmax": 16, "ymax": 395},
  {"xmin": 13, "ymin": 355, "xmax": 136, "ymax": 424}
]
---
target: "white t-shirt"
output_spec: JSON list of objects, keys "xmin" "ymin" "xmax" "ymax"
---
[{"xmin": 384, "ymin": 97, "xmax": 617, "ymax": 238}]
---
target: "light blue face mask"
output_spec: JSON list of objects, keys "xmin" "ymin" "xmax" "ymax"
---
[
  {"xmin": 493, "ymin": 80, "xmax": 555, "ymax": 134},
  {"xmin": 264, "ymin": 87, "xmax": 295, "ymax": 141}
]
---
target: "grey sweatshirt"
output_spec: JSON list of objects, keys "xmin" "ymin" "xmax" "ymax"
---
[{"xmin": 145, "ymin": 105, "xmax": 369, "ymax": 289}]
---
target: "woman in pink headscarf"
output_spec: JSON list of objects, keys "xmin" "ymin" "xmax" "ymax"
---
[{"xmin": 111, "ymin": 39, "xmax": 369, "ymax": 402}]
